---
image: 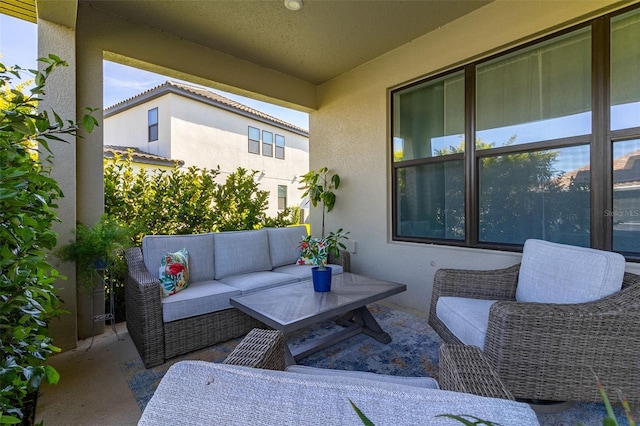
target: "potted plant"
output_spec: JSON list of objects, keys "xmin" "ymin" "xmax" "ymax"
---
[
  {"xmin": 0, "ymin": 55, "xmax": 98, "ymax": 425},
  {"xmin": 57, "ymin": 214, "xmax": 132, "ymax": 291},
  {"xmin": 299, "ymin": 229, "xmax": 349, "ymax": 292},
  {"xmin": 298, "ymin": 167, "xmax": 349, "ymax": 291}
]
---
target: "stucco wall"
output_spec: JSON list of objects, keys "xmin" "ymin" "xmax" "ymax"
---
[
  {"xmin": 312, "ymin": 0, "xmax": 640, "ymax": 313},
  {"xmin": 38, "ymin": 19, "xmax": 79, "ymax": 351}
]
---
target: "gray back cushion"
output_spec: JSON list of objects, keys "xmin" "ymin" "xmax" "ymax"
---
[
  {"xmin": 142, "ymin": 233, "xmax": 215, "ymax": 282},
  {"xmin": 213, "ymin": 229, "xmax": 272, "ymax": 279},
  {"xmin": 266, "ymin": 226, "xmax": 308, "ymax": 268},
  {"xmin": 517, "ymin": 239, "xmax": 625, "ymax": 304}
]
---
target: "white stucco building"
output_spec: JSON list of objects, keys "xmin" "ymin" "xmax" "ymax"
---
[{"xmin": 103, "ymin": 81, "xmax": 309, "ymax": 218}]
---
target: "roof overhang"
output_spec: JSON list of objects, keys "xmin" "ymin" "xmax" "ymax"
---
[{"xmin": 1, "ymin": 0, "xmax": 36, "ymax": 23}]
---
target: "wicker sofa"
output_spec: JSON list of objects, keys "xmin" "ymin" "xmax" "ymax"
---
[
  {"xmin": 429, "ymin": 239, "xmax": 640, "ymax": 403},
  {"xmin": 139, "ymin": 329, "xmax": 540, "ymax": 425},
  {"xmin": 124, "ymin": 226, "xmax": 350, "ymax": 368}
]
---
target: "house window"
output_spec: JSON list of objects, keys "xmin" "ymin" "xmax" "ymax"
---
[
  {"xmin": 275, "ymin": 134, "xmax": 285, "ymax": 159},
  {"xmin": 148, "ymin": 108, "xmax": 158, "ymax": 142},
  {"xmin": 278, "ymin": 185, "xmax": 287, "ymax": 210},
  {"xmin": 263, "ymin": 131, "xmax": 273, "ymax": 157},
  {"xmin": 391, "ymin": 5, "xmax": 640, "ymax": 259},
  {"xmin": 248, "ymin": 126, "xmax": 260, "ymax": 154}
]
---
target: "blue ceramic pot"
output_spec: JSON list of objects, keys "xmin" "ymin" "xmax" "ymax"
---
[{"xmin": 311, "ymin": 266, "xmax": 332, "ymax": 292}]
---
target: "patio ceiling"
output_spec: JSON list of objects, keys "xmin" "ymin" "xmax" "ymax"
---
[{"xmin": 77, "ymin": 0, "xmax": 491, "ymax": 86}]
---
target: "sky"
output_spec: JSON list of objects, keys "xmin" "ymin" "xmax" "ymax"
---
[{"xmin": 0, "ymin": 14, "xmax": 309, "ymax": 130}]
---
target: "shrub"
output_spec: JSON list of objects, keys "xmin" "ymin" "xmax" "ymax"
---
[{"xmin": 0, "ymin": 55, "xmax": 97, "ymax": 424}]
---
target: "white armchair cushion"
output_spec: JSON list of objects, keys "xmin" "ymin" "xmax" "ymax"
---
[
  {"xmin": 516, "ymin": 239, "xmax": 625, "ymax": 304},
  {"xmin": 436, "ymin": 297, "xmax": 496, "ymax": 349}
]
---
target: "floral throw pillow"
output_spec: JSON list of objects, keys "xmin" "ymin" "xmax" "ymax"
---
[
  {"xmin": 297, "ymin": 235, "xmax": 327, "ymax": 266},
  {"xmin": 159, "ymin": 248, "xmax": 189, "ymax": 297}
]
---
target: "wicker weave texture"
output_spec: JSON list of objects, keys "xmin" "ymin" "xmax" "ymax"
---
[
  {"xmin": 163, "ymin": 308, "xmax": 262, "ymax": 359},
  {"xmin": 223, "ymin": 328, "xmax": 286, "ymax": 371},
  {"xmin": 439, "ymin": 344, "xmax": 514, "ymax": 400},
  {"xmin": 125, "ymin": 248, "xmax": 165, "ymax": 368},
  {"xmin": 429, "ymin": 263, "xmax": 640, "ymax": 403}
]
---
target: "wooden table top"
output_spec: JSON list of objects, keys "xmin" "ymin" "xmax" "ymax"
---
[{"xmin": 229, "ymin": 272, "xmax": 406, "ymax": 334}]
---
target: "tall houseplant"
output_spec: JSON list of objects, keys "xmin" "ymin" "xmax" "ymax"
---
[
  {"xmin": 0, "ymin": 55, "xmax": 97, "ymax": 424},
  {"xmin": 299, "ymin": 166, "xmax": 341, "ymax": 238},
  {"xmin": 298, "ymin": 167, "xmax": 349, "ymax": 291}
]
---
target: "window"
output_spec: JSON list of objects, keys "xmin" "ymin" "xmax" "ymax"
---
[
  {"xmin": 611, "ymin": 8, "xmax": 640, "ymax": 131},
  {"xmin": 612, "ymin": 139, "xmax": 640, "ymax": 254},
  {"xmin": 391, "ymin": 5, "xmax": 640, "ymax": 259},
  {"xmin": 611, "ymin": 8, "xmax": 640, "ymax": 256},
  {"xmin": 278, "ymin": 185, "xmax": 287, "ymax": 210},
  {"xmin": 148, "ymin": 108, "xmax": 158, "ymax": 142},
  {"xmin": 248, "ymin": 126, "xmax": 260, "ymax": 154},
  {"xmin": 393, "ymin": 72, "xmax": 465, "ymax": 240},
  {"xmin": 262, "ymin": 131, "xmax": 273, "ymax": 157},
  {"xmin": 275, "ymin": 134, "xmax": 285, "ymax": 159}
]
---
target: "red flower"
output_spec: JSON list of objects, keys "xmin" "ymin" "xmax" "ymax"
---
[{"xmin": 168, "ymin": 263, "xmax": 184, "ymax": 275}]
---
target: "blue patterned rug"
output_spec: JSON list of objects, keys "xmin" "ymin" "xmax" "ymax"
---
[{"xmin": 121, "ymin": 303, "xmax": 635, "ymax": 425}]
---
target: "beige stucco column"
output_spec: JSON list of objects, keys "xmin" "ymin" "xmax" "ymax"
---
[
  {"xmin": 38, "ymin": 1, "xmax": 106, "ymax": 344},
  {"xmin": 75, "ymin": 12, "xmax": 106, "ymax": 340},
  {"xmin": 37, "ymin": 18, "xmax": 79, "ymax": 351}
]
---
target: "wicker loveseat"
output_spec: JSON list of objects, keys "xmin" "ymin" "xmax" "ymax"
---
[
  {"xmin": 124, "ymin": 226, "xmax": 350, "ymax": 368},
  {"xmin": 429, "ymin": 239, "xmax": 640, "ymax": 403}
]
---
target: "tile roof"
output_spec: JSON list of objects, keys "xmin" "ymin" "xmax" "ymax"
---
[
  {"xmin": 556, "ymin": 148, "xmax": 640, "ymax": 189},
  {"xmin": 104, "ymin": 145, "xmax": 184, "ymax": 167},
  {"xmin": 104, "ymin": 81, "xmax": 309, "ymax": 136}
]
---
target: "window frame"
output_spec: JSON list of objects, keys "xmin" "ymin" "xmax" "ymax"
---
[
  {"xmin": 390, "ymin": 5, "xmax": 640, "ymax": 261},
  {"xmin": 262, "ymin": 130, "xmax": 274, "ymax": 157},
  {"xmin": 248, "ymin": 126, "xmax": 260, "ymax": 154},
  {"xmin": 275, "ymin": 134, "xmax": 285, "ymax": 159},
  {"xmin": 278, "ymin": 185, "xmax": 287, "ymax": 210},
  {"xmin": 148, "ymin": 107, "xmax": 158, "ymax": 142}
]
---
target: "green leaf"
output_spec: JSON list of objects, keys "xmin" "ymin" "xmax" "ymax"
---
[
  {"xmin": 349, "ymin": 400, "xmax": 375, "ymax": 426},
  {"xmin": 0, "ymin": 414, "xmax": 22, "ymax": 424},
  {"xmin": 82, "ymin": 113, "xmax": 98, "ymax": 133},
  {"xmin": 44, "ymin": 365, "xmax": 60, "ymax": 385}
]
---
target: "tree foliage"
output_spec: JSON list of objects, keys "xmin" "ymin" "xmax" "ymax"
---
[
  {"xmin": 0, "ymin": 55, "xmax": 98, "ymax": 424},
  {"xmin": 104, "ymin": 152, "xmax": 297, "ymax": 245},
  {"xmin": 426, "ymin": 136, "xmax": 590, "ymax": 244}
]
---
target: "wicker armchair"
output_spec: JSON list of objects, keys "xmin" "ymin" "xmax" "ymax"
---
[{"xmin": 429, "ymin": 264, "xmax": 640, "ymax": 403}]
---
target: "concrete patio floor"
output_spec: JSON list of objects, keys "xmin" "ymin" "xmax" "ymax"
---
[{"xmin": 35, "ymin": 322, "xmax": 141, "ymax": 425}]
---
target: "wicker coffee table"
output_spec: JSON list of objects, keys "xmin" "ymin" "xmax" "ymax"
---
[{"xmin": 230, "ymin": 272, "xmax": 406, "ymax": 364}]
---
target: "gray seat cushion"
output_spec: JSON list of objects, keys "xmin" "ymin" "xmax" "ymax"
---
[
  {"xmin": 139, "ymin": 361, "xmax": 540, "ymax": 425},
  {"xmin": 142, "ymin": 233, "xmax": 215, "ymax": 282},
  {"xmin": 517, "ymin": 239, "xmax": 625, "ymax": 304},
  {"xmin": 267, "ymin": 226, "xmax": 308, "ymax": 268},
  {"xmin": 161, "ymin": 280, "xmax": 241, "ymax": 322},
  {"xmin": 213, "ymin": 230, "xmax": 272, "ymax": 279},
  {"xmin": 436, "ymin": 297, "xmax": 495, "ymax": 349},
  {"xmin": 285, "ymin": 365, "xmax": 439, "ymax": 389}
]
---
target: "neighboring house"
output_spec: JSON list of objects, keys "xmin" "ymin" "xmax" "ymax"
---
[
  {"xmin": 559, "ymin": 149, "xmax": 640, "ymax": 253},
  {"xmin": 103, "ymin": 81, "xmax": 309, "ymax": 218}
]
